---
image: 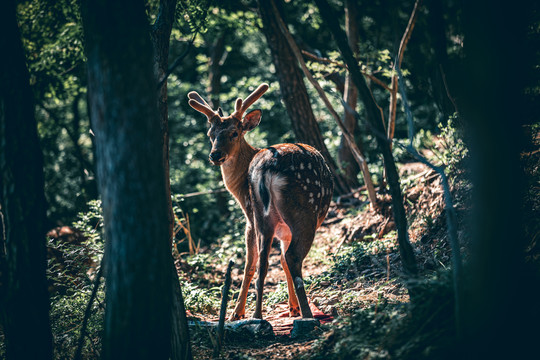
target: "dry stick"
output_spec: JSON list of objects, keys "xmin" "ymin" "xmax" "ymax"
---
[
  {"xmin": 396, "ymin": 67, "xmax": 463, "ymax": 340},
  {"xmin": 73, "ymin": 259, "xmax": 104, "ymax": 360},
  {"xmin": 387, "ymin": 0, "xmax": 422, "ymax": 142},
  {"xmin": 214, "ymin": 259, "xmax": 234, "ymax": 357},
  {"xmin": 271, "ymin": 0, "xmax": 378, "ymax": 209}
]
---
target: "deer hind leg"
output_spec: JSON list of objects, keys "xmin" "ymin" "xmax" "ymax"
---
[
  {"xmin": 285, "ymin": 228, "xmax": 316, "ymax": 318},
  {"xmin": 230, "ymin": 224, "xmax": 258, "ymax": 321},
  {"xmin": 252, "ymin": 209, "xmax": 280, "ymax": 319},
  {"xmin": 279, "ymin": 239, "xmax": 300, "ymax": 317}
]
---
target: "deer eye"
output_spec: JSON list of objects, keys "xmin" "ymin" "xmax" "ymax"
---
[{"xmin": 231, "ymin": 131, "xmax": 239, "ymax": 139}]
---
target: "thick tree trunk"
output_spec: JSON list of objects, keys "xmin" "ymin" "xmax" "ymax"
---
[
  {"xmin": 0, "ymin": 1, "xmax": 53, "ymax": 359},
  {"xmin": 315, "ymin": 0, "xmax": 417, "ymax": 276},
  {"xmin": 258, "ymin": 0, "xmax": 351, "ymax": 195},
  {"xmin": 151, "ymin": 2, "xmax": 193, "ymax": 359},
  {"xmin": 81, "ymin": 1, "xmax": 172, "ymax": 359},
  {"xmin": 461, "ymin": 1, "xmax": 536, "ymax": 357}
]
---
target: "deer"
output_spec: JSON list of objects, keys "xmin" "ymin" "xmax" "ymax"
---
[{"xmin": 187, "ymin": 83, "xmax": 333, "ymax": 321}]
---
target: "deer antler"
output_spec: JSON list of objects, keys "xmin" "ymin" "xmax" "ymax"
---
[
  {"xmin": 188, "ymin": 91, "xmax": 219, "ymax": 121},
  {"xmin": 232, "ymin": 83, "xmax": 269, "ymax": 119}
]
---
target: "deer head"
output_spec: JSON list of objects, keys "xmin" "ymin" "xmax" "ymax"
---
[{"xmin": 188, "ymin": 83, "xmax": 269, "ymax": 166}]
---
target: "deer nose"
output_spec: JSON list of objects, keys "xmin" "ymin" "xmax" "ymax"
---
[{"xmin": 209, "ymin": 151, "xmax": 225, "ymax": 164}]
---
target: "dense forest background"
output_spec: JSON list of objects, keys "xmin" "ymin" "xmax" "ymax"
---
[{"xmin": 1, "ymin": 0, "xmax": 538, "ymax": 359}]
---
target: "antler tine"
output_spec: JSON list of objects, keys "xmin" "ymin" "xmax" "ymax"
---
[
  {"xmin": 187, "ymin": 91, "xmax": 218, "ymax": 120},
  {"xmin": 240, "ymin": 83, "xmax": 269, "ymax": 114}
]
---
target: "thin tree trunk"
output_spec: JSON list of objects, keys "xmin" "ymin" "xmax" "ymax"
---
[
  {"xmin": 0, "ymin": 0, "xmax": 53, "ymax": 358},
  {"xmin": 81, "ymin": 1, "xmax": 173, "ymax": 358},
  {"xmin": 258, "ymin": 0, "xmax": 351, "ymax": 195},
  {"xmin": 315, "ymin": 0, "xmax": 417, "ymax": 276},
  {"xmin": 151, "ymin": 1, "xmax": 193, "ymax": 358},
  {"xmin": 338, "ymin": 0, "xmax": 361, "ymax": 186}
]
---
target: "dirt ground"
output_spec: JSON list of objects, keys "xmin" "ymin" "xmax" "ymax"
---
[{"xmin": 188, "ymin": 161, "xmax": 459, "ymax": 359}]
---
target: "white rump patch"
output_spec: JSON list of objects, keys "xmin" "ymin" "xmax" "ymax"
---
[{"xmin": 265, "ymin": 172, "xmax": 287, "ymax": 215}]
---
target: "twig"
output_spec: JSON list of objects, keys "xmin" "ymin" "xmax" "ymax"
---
[
  {"xmin": 214, "ymin": 259, "xmax": 234, "ymax": 357},
  {"xmin": 177, "ymin": 188, "xmax": 228, "ymax": 199},
  {"xmin": 73, "ymin": 258, "xmax": 104, "ymax": 360},
  {"xmin": 388, "ymin": 0, "xmax": 422, "ymax": 141},
  {"xmin": 156, "ymin": 33, "xmax": 197, "ymax": 90}
]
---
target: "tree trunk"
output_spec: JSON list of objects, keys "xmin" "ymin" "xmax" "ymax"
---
[
  {"xmin": 0, "ymin": 1, "xmax": 53, "ymax": 358},
  {"xmin": 315, "ymin": 0, "xmax": 417, "ymax": 276},
  {"xmin": 460, "ymin": 1, "xmax": 536, "ymax": 357},
  {"xmin": 81, "ymin": 1, "xmax": 173, "ymax": 359},
  {"xmin": 150, "ymin": 2, "xmax": 193, "ymax": 359},
  {"xmin": 258, "ymin": 0, "xmax": 351, "ymax": 195},
  {"xmin": 337, "ymin": 0, "xmax": 361, "ymax": 186}
]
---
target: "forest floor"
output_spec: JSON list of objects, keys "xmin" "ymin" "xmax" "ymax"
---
[{"xmin": 182, "ymin": 158, "xmax": 469, "ymax": 359}]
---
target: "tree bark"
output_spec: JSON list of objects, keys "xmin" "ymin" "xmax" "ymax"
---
[
  {"xmin": 0, "ymin": 1, "xmax": 53, "ymax": 358},
  {"xmin": 258, "ymin": 0, "xmax": 351, "ymax": 195},
  {"xmin": 81, "ymin": 1, "xmax": 173, "ymax": 359},
  {"xmin": 460, "ymin": 1, "xmax": 536, "ymax": 357},
  {"xmin": 150, "ymin": 1, "xmax": 193, "ymax": 359},
  {"xmin": 315, "ymin": 0, "xmax": 417, "ymax": 276}
]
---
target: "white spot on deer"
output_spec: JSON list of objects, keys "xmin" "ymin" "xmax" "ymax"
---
[
  {"xmin": 317, "ymin": 192, "xmax": 321, "ymax": 198},
  {"xmin": 308, "ymin": 198, "xmax": 314, "ymax": 204},
  {"xmin": 296, "ymin": 173, "xmax": 301, "ymax": 179},
  {"xmin": 308, "ymin": 162, "xmax": 312, "ymax": 170},
  {"xmin": 309, "ymin": 192, "xmax": 313, "ymax": 198},
  {"xmin": 315, "ymin": 205, "xmax": 318, "ymax": 212},
  {"xmin": 315, "ymin": 180, "xmax": 320, "ymax": 186},
  {"xmin": 303, "ymin": 185, "xmax": 307, "ymax": 191},
  {"xmin": 306, "ymin": 178, "xmax": 310, "ymax": 184},
  {"xmin": 313, "ymin": 169, "xmax": 318, "ymax": 176},
  {"xmin": 300, "ymin": 163, "xmax": 305, "ymax": 170},
  {"xmin": 290, "ymin": 165, "xmax": 295, "ymax": 171}
]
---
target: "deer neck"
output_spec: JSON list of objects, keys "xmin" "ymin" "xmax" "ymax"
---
[{"xmin": 220, "ymin": 139, "xmax": 259, "ymax": 209}]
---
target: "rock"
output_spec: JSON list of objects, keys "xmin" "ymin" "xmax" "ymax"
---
[
  {"xmin": 188, "ymin": 318, "xmax": 274, "ymax": 340},
  {"xmin": 290, "ymin": 318, "xmax": 320, "ymax": 339},
  {"xmin": 227, "ymin": 319, "xmax": 274, "ymax": 340}
]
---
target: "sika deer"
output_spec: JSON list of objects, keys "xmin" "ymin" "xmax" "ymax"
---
[{"xmin": 187, "ymin": 83, "xmax": 333, "ymax": 320}]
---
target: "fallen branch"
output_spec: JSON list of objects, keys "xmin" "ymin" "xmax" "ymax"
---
[{"xmin": 214, "ymin": 259, "xmax": 234, "ymax": 357}]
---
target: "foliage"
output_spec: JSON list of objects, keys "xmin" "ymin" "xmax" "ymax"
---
[{"xmin": 47, "ymin": 201, "xmax": 105, "ymax": 359}]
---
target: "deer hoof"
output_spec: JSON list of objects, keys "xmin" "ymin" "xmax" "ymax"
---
[
  {"xmin": 229, "ymin": 313, "xmax": 245, "ymax": 321},
  {"xmin": 289, "ymin": 306, "xmax": 301, "ymax": 317}
]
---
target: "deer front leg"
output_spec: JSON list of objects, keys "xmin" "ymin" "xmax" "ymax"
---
[{"xmin": 230, "ymin": 225, "xmax": 258, "ymax": 321}]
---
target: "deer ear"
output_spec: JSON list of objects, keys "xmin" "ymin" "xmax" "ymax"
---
[
  {"xmin": 217, "ymin": 107, "xmax": 224, "ymax": 117},
  {"xmin": 242, "ymin": 109, "xmax": 262, "ymax": 132}
]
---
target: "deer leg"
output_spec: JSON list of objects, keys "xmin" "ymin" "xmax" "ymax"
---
[
  {"xmin": 253, "ymin": 231, "xmax": 273, "ymax": 319},
  {"xmin": 285, "ymin": 231, "xmax": 315, "ymax": 318},
  {"xmin": 280, "ymin": 241, "xmax": 300, "ymax": 317},
  {"xmin": 230, "ymin": 225, "xmax": 258, "ymax": 321}
]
